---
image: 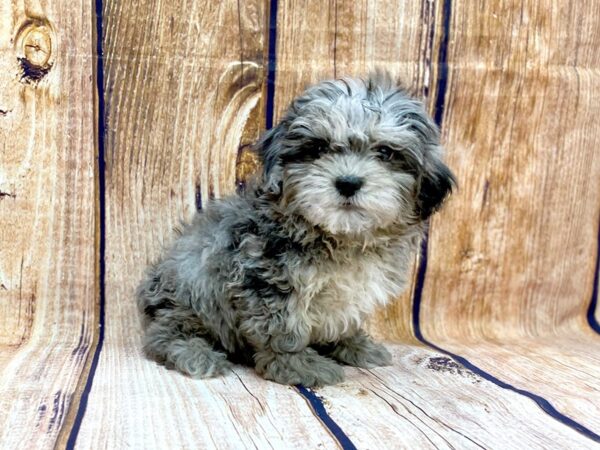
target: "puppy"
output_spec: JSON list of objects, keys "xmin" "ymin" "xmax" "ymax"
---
[{"xmin": 136, "ymin": 73, "xmax": 455, "ymax": 387}]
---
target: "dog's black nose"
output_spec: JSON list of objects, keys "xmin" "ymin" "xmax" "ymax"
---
[{"xmin": 335, "ymin": 175, "xmax": 364, "ymax": 197}]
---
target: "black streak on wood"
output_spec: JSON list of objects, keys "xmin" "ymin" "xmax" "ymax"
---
[
  {"xmin": 35, "ymin": 404, "xmax": 47, "ymax": 428},
  {"xmin": 0, "ymin": 190, "xmax": 16, "ymax": 200},
  {"xmin": 232, "ymin": 370, "xmax": 267, "ymax": 413},
  {"xmin": 48, "ymin": 391, "xmax": 69, "ymax": 432},
  {"xmin": 195, "ymin": 183, "xmax": 203, "ymax": 210},
  {"xmin": 71, "ymin": 320, "xmax": 90, "ymax": 363},
  {"xmin": 235, "ymin": 143, "xmax": 254, "ymax": 193},
  {"xmin": 482, "ymin": 179, "xmax": 490, "ymax": 209},
  {"xmin": 48, "ymin": 391, "xmax": 62, "ymax": 431}
]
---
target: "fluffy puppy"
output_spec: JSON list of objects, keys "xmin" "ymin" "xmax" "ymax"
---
[{"xmin": 136, "ymin": 74, "xmax": 455, "ymax": 387}]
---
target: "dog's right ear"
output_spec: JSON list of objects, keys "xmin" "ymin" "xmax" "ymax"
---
[
  {"xmin": 254, "ymin": 121, "xmax": 287, "ymax": 191},
  {"xmin": 416, "ymin": 148, "xmax": 456, "ymax": 220}
]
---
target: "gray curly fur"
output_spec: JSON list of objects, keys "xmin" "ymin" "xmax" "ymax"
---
[{"xmin": 137, "ymin": 73, "xmax": 455, "ymax": 387}]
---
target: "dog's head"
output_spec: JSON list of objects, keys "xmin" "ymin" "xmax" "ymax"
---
[{"xmin": 256, "ymin": 73, "xmax": 455, "ymax": 236}]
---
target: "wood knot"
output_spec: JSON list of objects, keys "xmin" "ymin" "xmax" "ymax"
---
[
  {"xmin": 15, "ymin": 19, "xmax": 54, "ymax": 83},
  {"xmin": 426, "ymin": 356, "xmax": 482, "ymax": 383}
]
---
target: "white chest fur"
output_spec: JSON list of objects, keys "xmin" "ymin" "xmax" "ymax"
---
[{"xmin": 296, "ymin": 245, "xmax": 411, "ymax": 343}]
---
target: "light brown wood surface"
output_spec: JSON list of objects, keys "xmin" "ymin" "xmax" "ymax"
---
[
  {"xmin": 421, "ymin": 0, "xmax": 600, "ymax": 340},
  {"xmin": 440, "ymin": 338, "xmax": 600, "ymax": 433},
  {"xmin": 76, "ymin": 342, "xmax": 598, "ymax": 449},
  {"xmin": 0, "ymin": 0, "xmax": 97, "ymax": 448},
  {"xmin": 415, "ymin": 1, "xmax": 600, "ymax": 441},
  {"xmin": 1, "ymin": 0, "xmax": 600, "ymax": 448},
  {"xmin": 318, "ymin": 344, "xmax": 595, "ymax": 449},
  {"xmin": 72, "ymin": 0, "xmax": 278, "ymax": 446},
  {"xmin": 75, "ymin": 351, "xmax": 340, "ymax": 448}
]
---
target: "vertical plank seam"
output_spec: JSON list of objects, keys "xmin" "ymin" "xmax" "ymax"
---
[
  {"xmin": 412, "ymin": 0, "xmax": 600, "ymax": 443},
  {"xmin": 432, "ymin": 0, "xmax": 450, "ymax": 126},
  {"xmin": 295, "ymin": 386, "xmax": 357, "ymax": 450},
  {"xmin": 587, "ymin": 220, "xmax": 600, "ymax": 334},
  {"xmin": 265, "ymin": 0, "xmax": 278, "ymax": 130},
  {"xmin": 266, "ymin": 1, "xmax": 355, "ymax": 448},
  {"xmin": 333, "ymin": 0, "xmax": 338, "ymax": 79},
  {"xmin": 65, "ymin": 0, "xmax": 107, "ymax": 446}
]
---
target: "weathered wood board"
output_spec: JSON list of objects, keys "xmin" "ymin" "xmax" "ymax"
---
[
  {"xmin": 0, "ymin": 0, "xmax": 97, "ymax": 448},
  {"xmin": 421, "ymin": 0, "xmax": 600, "ymax": 340},
  {"xmin": 436, "ymin": 338, "xmax": 600, "ymax": 433},
  {"xmin": 318, "ymin": 344, "xmax": 596, "ymax": 449},
  {"xmin": 74, "ymin": 347, "xmax": 340, "ymax": 449},
  {"xmin": 70, "ymin": 0, "xmax": 274, "ymax": 446},
  {"xmin": 75, "ymin": 342, "xmax": 599, "ymax": 449},
  {"xmin": 413, "ymin": 3, "xmax": 600, "ymax": 441}
]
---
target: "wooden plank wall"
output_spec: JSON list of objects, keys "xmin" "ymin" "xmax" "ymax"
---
[
  {"xmin": 416, "ymin": 1, "xmax": 600, "ymax": 434},
  {"xmin": 0, "ymin": 0, "xmax": 599, "ymax": 448},
  {"xmin": 422, "ymin": 1, "xmax": 600, "ymax": 340},
  {"xmin": 0, "ymin": 0, "xmax": 97, "ymax": 448},
  {"xmin": 69, "ymin": 2, "xmax": 336, "ymax": 447}
]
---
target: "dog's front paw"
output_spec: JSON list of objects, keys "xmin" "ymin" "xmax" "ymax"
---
[
  {"xmin": 327, "ymin": 332, "xmax": 392, "ymax": 368},
  {"xmin": 255, "ymin": 348, "xmax": 344, "ymax": 387}
]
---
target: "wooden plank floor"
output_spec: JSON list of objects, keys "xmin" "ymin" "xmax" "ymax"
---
[
  {"xmin": 71, "ymin": 341, "xmax": 597, "ymax": 449},
  {"xmin": 65, "ymin": 336, "xmax": 599, "ymax": 449},
  {"xmin": 432, "ymin": 335, "xmax": 600, "ymax": 433},
  {"xmin": 1, "ymin": 0, "xmax": 600, "ymax": 448},
  {"xmin": 319, "ymin": 344, "xmax": 598, "ymax": 449},
  {"xmin": 0, "ymin": 0, "xmax": 97, "ymax": 448}
]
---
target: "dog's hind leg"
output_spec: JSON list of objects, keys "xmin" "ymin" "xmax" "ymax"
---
[{"xmin": 142, "ymin": 312, "xmax": 232, "ymax": 378}]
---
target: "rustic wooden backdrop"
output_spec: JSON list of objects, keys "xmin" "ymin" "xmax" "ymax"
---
[{"xmin": 0, "ymin": 0, "xmax": 599, "ymax": 448}]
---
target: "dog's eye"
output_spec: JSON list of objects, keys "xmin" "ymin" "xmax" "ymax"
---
[
  {"xmin": 281, "ymin": 139, "xmax": 329, "ymax": 164},
  {"xmin": 376, "ymin": 146, "xmax": 395, "ymax": 161},
  {"xmin": 313, "ymin": 140, "xmax": 328, "ymax": 152},
  {"xmin": 303, "ymin": 139, "xmax": 329, "ymax": 159}
]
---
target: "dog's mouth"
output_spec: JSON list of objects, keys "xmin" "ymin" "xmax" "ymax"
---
[{"xmin": 338, "ymin": 201, "xmax": 361, "ymax": 211}]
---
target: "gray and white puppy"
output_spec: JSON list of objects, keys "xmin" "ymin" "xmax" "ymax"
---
[{"xmin": 137, "ymin": 74, "xmax": 455, "ymax": 387}]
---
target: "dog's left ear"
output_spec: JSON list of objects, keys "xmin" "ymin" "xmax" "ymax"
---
[
  {"xmin": 416, "ymin": 148, "xmax": 456, "ymax": 220},
  {"xmin": 254, "ymin": 121, "xmax": 288, "ymax": 192}
]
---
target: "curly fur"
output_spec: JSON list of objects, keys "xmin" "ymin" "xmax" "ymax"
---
[{"xmin": 137, "ymin": 73, "xmax": 455, "ymax": 387}]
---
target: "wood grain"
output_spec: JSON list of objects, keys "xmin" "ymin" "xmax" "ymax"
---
[
  {"xmin": 0, "ymin": 0, "xmax": 97, "ymax": 448},
  {"xmin": 70, "ymin": 1, "xmax": 340, "ymax": 447},
  {"xmin": 0, "ymin": 0, "xmax": 599, "ymax": 447},
  {"xmin": 421, "ymin": 0, "xmax": 600, "ymax": 340},
  {"xmin": 437, "ymin": 338, "xmax": 600, "ymax": 433},
  {"xmin": 413, "ymin": 0, "xmax": 600, "ymax": 440},
  {"xmin": 74, "ymin": 346, "xmax": 339, "ymax": 449},
  {"xmin": 317, "ymin": 344, "xmax": 595, "ymax": 449}
]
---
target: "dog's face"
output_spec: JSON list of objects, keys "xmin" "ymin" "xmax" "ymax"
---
[{"xmin": 257, "ymin": 75, "xmax": 455, "ymax": 236}]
